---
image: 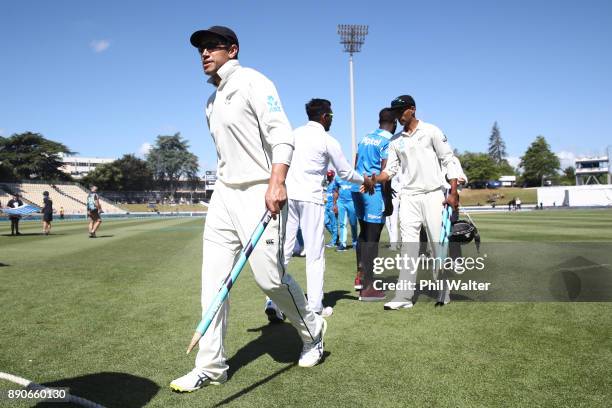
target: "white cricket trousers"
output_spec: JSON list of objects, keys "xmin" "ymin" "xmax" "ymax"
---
[
  {"xmin": 385, "ymin": 195, "xmax": 400, "ymax": 243},
  {"xmin": 391, "ymin": 188, "xmax": 450, "ymax": 303},
  {"xmin": 195, "ymin": 182, "xmax": 320, "ymax": 379},
  {"xmin": 283, "ymin": 199, "xmax": 326, "ymax": 313}
]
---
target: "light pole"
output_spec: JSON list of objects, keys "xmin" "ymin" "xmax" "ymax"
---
[{"xmin": 337, "ymin": 24, "xmax": 368, "ymax": 161}]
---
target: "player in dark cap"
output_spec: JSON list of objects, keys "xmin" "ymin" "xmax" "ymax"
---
[{"xmin": 171, "ymin": 26, "xmax": 326, "ymax": 393}]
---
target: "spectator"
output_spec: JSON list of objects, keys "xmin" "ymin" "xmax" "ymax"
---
[
  {"xmin": 86, "ymin": 186, "xmax": 103, "ymax": 238},
  {"xmin": 7, "ymin": 194, "xmax": 23, "ymax": 236},
  {"xmin": 42, "ymin": 191, "xmax": 53, "ymax": 235}
]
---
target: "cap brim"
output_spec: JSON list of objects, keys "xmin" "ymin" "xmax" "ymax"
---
[{"xmin": 190, "ymin": 30, "xmax": 226, "ymax": 48}]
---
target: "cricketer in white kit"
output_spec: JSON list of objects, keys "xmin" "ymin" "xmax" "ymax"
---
[
  {"xmin": 170, "ymin": 26, "xmax": 326, "ymax": 393},
  {"xmin": 266, "ymin": 99, "xmax": 363, "ymax": 318},
  {"xmin": 365, "ymin": 95, "xmax": 464, "ymax": 310}
]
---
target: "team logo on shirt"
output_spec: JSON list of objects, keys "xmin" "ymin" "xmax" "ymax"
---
[
  {"xmin": 267, "ymin": 96, "xmax": 282, "ymax": 113},
  {"xmin": 442, "ymin": 134, "xmax": 448, "ymax": 142}
]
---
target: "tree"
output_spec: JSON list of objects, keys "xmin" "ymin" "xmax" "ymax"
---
[
  {"xmin": 560, "ymin": 166, "xmax": 576, "ymax": 186},
  {"xmin": 146, "ymin": 133, "xmax": 199, "ymax": 193},
  {"xmin": 81, "ymin": 162, "xmax": 122, "ymax": 191},
  {"xmin": 0, "ymin": 132, "xmax": 74, "ymax": 181},
  {"xmin": 488, "ymin": 122, "xmax": 507, "ymax": 165},
  {"xmin": 457, "ymin": 151, "xmax": 500, "ymax": 183},
  {"xmin": 81, "ymin": 154, "xmax": 153, "ymax": 191},
  {"xmin": 519, "ymin": 136, "xmax": 560, "ymax": 187}
]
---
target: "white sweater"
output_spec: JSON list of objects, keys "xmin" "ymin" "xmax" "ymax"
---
[
  {"xmin": 286, "ymin": 121, "xmax": 364, "ymax": 204},
  {"xmin": 205, "ymin": 60, "xmax": 294, "ymax": 186}
]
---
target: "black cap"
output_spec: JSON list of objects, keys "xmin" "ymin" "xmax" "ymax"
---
[
  {"xmin": 43, "ymin": 191, "xmax": 49, "ymax": 196},
  {"xmin": 190, "ymin": 26, "xmax": 239, "ymax": 48},
  {"xmin": 389, "ymin": 95, "xmax": 416, "ymax": 111}
]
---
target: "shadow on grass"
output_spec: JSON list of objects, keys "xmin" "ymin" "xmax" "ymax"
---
[
  {"xmin": 229, "ymin": 323, "xmax": 302, "ymax": 378},
  {"xmin": 213, "ymin": 322, "xmax": 330, "ymax": 406},
  {"xmin": 213, "ymin": 363, "xmax": 296, "ymax": 407},
  {"xmin": 324, "ymin": 289, "xmax": 357, "ymax": 308},
  {"xmin": 35, "ymin": 372, "xmax": 159, "ymax": 408},
  {"xmin": 0, "ymin": 262, "xmax": 9, "ymax": 267}
]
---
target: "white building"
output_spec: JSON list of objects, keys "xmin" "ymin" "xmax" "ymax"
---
[
  {"xmin": 499, "ymin": 175, "xmax": 516, "ymax": 187},
  {"xmin": 60, "ymin": 155, "xmax": 115, "ymax": 179},
  {"xmin": 575, "ymin": 152, "xmax": 611, "ymax": 185}
]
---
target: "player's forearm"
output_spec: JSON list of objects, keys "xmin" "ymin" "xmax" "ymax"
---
[
  {"xmin": 449, "ymin": 179, "xmax": 458, "ymax": 195},
  {"xmin": 269, "ymin": 163, "xmax": 288, "ymax": 186},
  {"xmin": 374, "ymin": 172, "xmax": 391, "ymax": 184}
]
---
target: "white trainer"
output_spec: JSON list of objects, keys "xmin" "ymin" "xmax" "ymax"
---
[
  {"xmin": 298, "ymin": 317, "xmax": 327, "ymax": 367},
  {"xmin": 317, "ymin": 306, "xmax": 333, "ymax": 318},
  {"xmin": 264, "ymin": 298, "xmax": 285, "ymax": 323},
  {"xmin": 383, "ymin": 301, "xmax": 414, "ymax": 310},
  {"xmin": 170, "ymin": 369, "xmax": 227, "ymax": 393}
]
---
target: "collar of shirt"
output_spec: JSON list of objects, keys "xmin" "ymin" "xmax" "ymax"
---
[
  {"xmin": 305, "ymin": 121, "xmax": 325, "ymax": 131},
  {"xmin": 402, "ymin": 120, "xmax": 422, "ymax": 138},
  {"xmin": 374, "ymin": 129, "xmax": 393, "ymax": 140},
  {"xmin": 207, "ymin": 59, "xmax": 241, "ymax": 87}
]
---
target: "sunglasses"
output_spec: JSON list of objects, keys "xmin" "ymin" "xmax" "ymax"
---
[{"xmin": 198, "ymin": 43, "xmax": 229, "ymax": 54}]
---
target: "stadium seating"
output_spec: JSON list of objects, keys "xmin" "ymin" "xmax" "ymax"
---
[
  {"xmin": 0, "ymin": 183, "xmax": 125, "ymax": 214},
  {"xmin": 0, "ymin": 189, "xmax": 12, "ymax": 206}
]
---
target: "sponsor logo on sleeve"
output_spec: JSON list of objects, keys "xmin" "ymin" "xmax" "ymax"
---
[{"xmin": 267, "ymin": 96, "xmax": 282, "ymax": 113}]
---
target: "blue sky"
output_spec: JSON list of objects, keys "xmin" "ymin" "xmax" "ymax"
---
[{"xmin": 1, "ymin": 0, "xmax": 611, "ymax": 172}]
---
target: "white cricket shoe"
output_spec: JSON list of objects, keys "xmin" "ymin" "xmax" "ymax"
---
[
  {"xmin": 264, "ymin": 298, "xmax": 286, "ymax": 323},
  {"xmin": 317, "ymin": 306, "xmax": 333, "ymax": 318},
  {"xmin": 169, "ymin": 369, "xmax": 227, "ymax": 393},
  {"xmin": 383, "ymin": 301, "xmax": 414, "ymax": 310},
  {"xmin": 298, "ymin": 317, "xmax": 327, "ymax": 367}
]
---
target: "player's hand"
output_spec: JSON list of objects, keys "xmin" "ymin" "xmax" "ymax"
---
[
  {"xmin": 361, "ymin": 173, "xmax": 375, "ymax": 195},
  {"xmin": 333, "ymin": 205, "xmax": 338, "ymax": 215},
  {"xmin": 445, "ymin": 191, "xmax": 460, "ymax": 210},
  {"xmin": 265, "ymin": 180, "xmax": 287, "ymax": 219}
]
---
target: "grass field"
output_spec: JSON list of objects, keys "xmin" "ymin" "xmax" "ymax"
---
[
  {"xmin": 1, "ymin": 209, "xmax": 611, "ymax": 407},
  {"xmin": 118, "ymin": 204, "xmax": 208, "ymax": 212},
  {"xmin": 458, "ymin": 187, "xmax": 537, "ymax": 206}
]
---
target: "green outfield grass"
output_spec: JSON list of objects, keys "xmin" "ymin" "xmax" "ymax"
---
[
  {"xmin": 1, "ymin": 209, "xmax": 611, "ymax": 407},
  {"xmin": 459, "ymin": 187, "xmax": 537, "ymax": 206},
  {"xmin": 118, "ymin": 203, "xmax": 208, "ymax": 212}
]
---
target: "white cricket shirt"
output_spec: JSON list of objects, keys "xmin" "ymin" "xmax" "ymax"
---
[
  {"xmin": 205, "ymin": 60, "xmax": 294, "ymax": 187},
  {"xmin": 384, "ymin": 120, "xmax": 462, "ymax": 196},
  {"xmin": 286, "ymin": 121, "xmax": 364, "ymax": 205}
]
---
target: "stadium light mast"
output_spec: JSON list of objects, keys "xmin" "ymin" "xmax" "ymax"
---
[{"xmin": 338, "ymin": 24, "xmax": 368, "ymax": 161}]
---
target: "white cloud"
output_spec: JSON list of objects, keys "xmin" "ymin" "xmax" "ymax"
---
[
  {"xmin": 556, "ymin": 151, "xmax": 578, "ymax": 169},
  {"xmin": 138, "ymin": 142, "xmax": 152, "ymax": 157},
  {"xmin": 0, "ymin": 128, "xmax": 5, "ymax": 136},
  {"xmin": 90, "ymin": 39, "xmax": 110, "ymax": 53}
]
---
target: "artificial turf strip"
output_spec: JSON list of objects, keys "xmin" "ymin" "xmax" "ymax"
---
[{"xmin": 0, "ymin": 210, "xmax": 611, "ymax": 407}]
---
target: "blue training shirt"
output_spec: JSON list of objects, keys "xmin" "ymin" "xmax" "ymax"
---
[
  {"xmin": 355, "ymin": 129, "xmax": 393, "ymax": 191},
  {"xmin": 332, "ymin": 176, "xmax": 356, "ymax": 202}
]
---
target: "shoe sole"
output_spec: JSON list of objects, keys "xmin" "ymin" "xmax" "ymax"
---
[
  {"xmin": 299, "ymin": 318, "xmax": 327, "ymax": 368},
  {"xmin": 169, "ymin": 379, "xmax": 225, "ymax": 393},
  {"xmin": 359, "ymin": 296, "xmax": 386, "ymax": 302},
  {"xmin": 383, "ymin": 304, "xmax": 413, "ymax": 310},
  {"xmin": 265, "ymin": 307, "xmax": 285, "ymax": 323}
]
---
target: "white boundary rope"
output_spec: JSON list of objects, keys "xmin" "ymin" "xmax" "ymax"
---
[{"xmin": 0, "ymin": 372, "xmax": 106, "ymax": 408}]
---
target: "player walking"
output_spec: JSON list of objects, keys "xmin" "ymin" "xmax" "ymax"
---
[
  {"xmin": 265, "ymin": 99, "xmax": 364, "ymax": 320},
  {"xmin": 352, "ymin": 108, "xmax": 396, "ymax": 300},
  {"xmin": 171, "ymin": 26, "xmax": 326, "ymax": 393},
  {"xmin": 86, "ymin": 186, "xmax": 103, "ymax": 238},
  {"xmin": 365, "ymin": 95, "xmax": 463, "ymax": 310},
  {"xmin": 332, "ymin": 176, "xmax": 358, "ymax": 251}
]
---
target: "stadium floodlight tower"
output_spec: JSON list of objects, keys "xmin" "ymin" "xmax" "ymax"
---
[{"xmin": 338, "ymin": 24, "xmax": 368, "ymax": 161}]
